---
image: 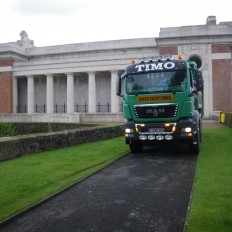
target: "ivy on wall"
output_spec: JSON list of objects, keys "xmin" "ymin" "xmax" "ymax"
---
[{"xmin": 0, "ymin": 123, "xmax": 17, "ymax": 137}]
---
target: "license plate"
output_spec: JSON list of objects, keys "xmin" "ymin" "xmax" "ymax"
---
[{"xmin": 148, "ymin": 128, "xmax": 164, "ymax": 133}]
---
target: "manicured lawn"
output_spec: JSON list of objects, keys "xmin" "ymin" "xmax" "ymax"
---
[
  {"xmin": 0, "ymin": 137, "xmax": 129, "ymax": 221},
  {"xmin": 187, "ymin": 127, "xmax": 232, "ymax": 232}
]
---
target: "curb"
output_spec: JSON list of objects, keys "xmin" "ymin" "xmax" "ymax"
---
[{"xmin": 183, "ymin": 152, "xmax": 199, "ymax": 232}]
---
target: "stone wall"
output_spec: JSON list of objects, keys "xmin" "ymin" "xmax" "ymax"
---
[
  {"xmin": 0, "ymin": 125, "xmax": 124, "ymax": 162},
  {"xmin": 0, "ymin": 113, "xmax": 124, "ymax": 123}
]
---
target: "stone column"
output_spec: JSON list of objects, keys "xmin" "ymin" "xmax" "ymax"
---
[
  {"xmin": 27, "ymin": 75, "xmax": 34, "ymax": 114},
  {"xmin": 13, "ymin": 76, "xmax": 18, "ymax": 113},
  {"xmin": 88, "ymin": 72, "xmax": 96, "ymax": 113},
  {"xmin": 67, "ymin": 73, "xmax": 74, "ymax": 113},
  {"xmin": 46, "ymin": 74, "xmax": 54, "ymax": 114},
  {"xmin": 111, "ymin": 70, "xmax": 119, "ymax": 113}
]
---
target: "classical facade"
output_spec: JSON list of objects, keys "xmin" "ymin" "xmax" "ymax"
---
[{"xmin": 0, "ymin": 16, "xmax": 232, "ymax": 122}]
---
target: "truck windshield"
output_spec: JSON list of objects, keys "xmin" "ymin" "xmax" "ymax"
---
[{"xmin": 126, "ymin": 69, "xmax": 187, "ymax": 95}]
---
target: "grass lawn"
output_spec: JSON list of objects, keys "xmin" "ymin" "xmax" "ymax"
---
[
  {"xmin": 187, "ymin": 126, "xmax": 232, "ymax": 232},
  {"xmin": 0, "ymin": 136, "xmax": 129, "ymax": 221}
]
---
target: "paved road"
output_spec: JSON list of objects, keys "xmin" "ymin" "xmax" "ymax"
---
[{"xmin": 0, "ymin": 145, "xmax": 197, "ymax": 232}]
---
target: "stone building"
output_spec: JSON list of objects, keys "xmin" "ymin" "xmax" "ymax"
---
[{"xmin": 0, "ymin": 16, "xmax": 231, "ymax": 122}]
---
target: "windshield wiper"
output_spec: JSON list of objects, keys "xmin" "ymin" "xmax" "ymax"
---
[
  {"xmin": 131, "ymin": 90, "xmax": 178, "ymax": 96},
  {"xmin": 159, "ymin": 90, "xmax": 177, "ymax": 94},
  {"xmin": 138, "ymin": 90, "xmax": 177, "ymax": 95},
  {"xmin": 137, "ymin": 91, "xmax": 153, "ymax": 94},
  {"xmin": 131, "ymin": 91, "xmax": 153, "ymax": 96}
]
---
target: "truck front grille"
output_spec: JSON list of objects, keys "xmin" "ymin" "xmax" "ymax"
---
[{"xmin": 134, "ymin": 104, "xmax": 178, "ymax": 119}]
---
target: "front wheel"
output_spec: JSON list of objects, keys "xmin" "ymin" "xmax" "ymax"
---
[
  {"xmin": 129, "ymin": 141, "xmax": 143, "ymax": 153},
  {"xmin": 189, "ymin": 131, "xmax": 200, "ymax": 155}
]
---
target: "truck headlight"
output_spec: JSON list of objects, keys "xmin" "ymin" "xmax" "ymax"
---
[
  {"xmin": 125, "ymin": 128, "xmax": 133, "ymax": 133},
  {"xmin": 156, "ymin": 135, "xmax": 164, "ymax": 140},
  {"xmin": 185, "ymin": 127, "xmax": 192, "ymax": 132},
  {"xmin": 139, "ymin": 135, "xmax": 147, "ymax": 140},
  {"xmin": 181, "ymin": 127, "xmax": 193, "ymax": 137},
  {"xmin": 165, "ymin": 135, "xmax": 173, "ymax": 140},
  {"xmin": 148, "ymin": 135, "xmax": 156, "ymax": 140}
]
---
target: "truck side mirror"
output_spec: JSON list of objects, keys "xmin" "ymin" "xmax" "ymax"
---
[
  {"xmin": 117, "ymin": 73, "xmax": 126, "ymax": 97},
  {"xmin": 116, "ymin": 76, "xmax": 122, "ymax": 96},
  {"xmin": 195, "ymin": 71, "xmax": 204, "ymax": 91}
]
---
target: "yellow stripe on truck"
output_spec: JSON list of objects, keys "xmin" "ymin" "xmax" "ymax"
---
[{"xmin": 136, "ymin": 94, "xmax": 174, "ymax": 103}]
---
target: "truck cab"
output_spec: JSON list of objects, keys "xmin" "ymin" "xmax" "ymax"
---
[{"xmin": 116, "ymin": 55, "xmax": 204, "ymax": 154}]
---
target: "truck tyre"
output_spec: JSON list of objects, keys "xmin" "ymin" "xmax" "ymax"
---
[
  {"xmin": 189, "ymin": 131, "xmax": 200, "ymax": 155},
  {"xmin": 129, "ymin": 141, "xmax": 143, "ymax": 153}
]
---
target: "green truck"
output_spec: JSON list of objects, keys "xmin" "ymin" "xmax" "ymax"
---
[{"xmin": 116, "ymin": 55, "xmax": 204, "ymax": 154}]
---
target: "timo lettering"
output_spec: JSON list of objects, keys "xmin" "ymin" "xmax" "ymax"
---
[{"xmin": 135, "ymin": 62, "xmax": 175, "ymax": 72}]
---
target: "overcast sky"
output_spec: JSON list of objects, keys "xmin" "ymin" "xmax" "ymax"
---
[{"xmin": 1, "ymin": 0, "xmax": 231, "ymax": 47}]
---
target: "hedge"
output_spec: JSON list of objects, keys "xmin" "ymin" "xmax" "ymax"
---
[{"xmin": 0, "ymin": 123, "xmax": 17, "ymax": 137}]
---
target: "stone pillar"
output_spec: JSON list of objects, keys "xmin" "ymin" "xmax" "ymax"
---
[
  {"xmin": 111, "ymin": 70, "xmax": 120, "ymax": 113},
  {"xmin": 46, "ymin": 74, "xmax": 54, "ymax": 114},
  {"xmin": 13, "ymin": 77, "xmax": 18, "ymax": 113},
  {"xmin": 88, "ymin": 72, "xmax": 96, "ymax": 113},
  {"xmin": 27, "ymin": 75, "xmax": 34, "ymax": 114},
  {"xmin": 67, "ymin": 73, "xmax": 74, "ymax": 113}
]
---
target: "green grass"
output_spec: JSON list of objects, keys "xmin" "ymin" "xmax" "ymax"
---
[
  {"xmin": 1, "ymin": 126, "xmax": 232, "ymax": 230},
  {"xmin": 0, "ymin": 137, "xmax": 129, "ymax": 221},
  {"xmin": 187, "ymin": 127, "xmax": 232, "ymax": 232}
]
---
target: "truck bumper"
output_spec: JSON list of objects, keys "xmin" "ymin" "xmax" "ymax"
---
[{"xmin": 124, "ymin": 118, "xmax": 198, "ymax": 144}]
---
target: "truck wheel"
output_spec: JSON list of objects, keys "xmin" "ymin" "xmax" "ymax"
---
[
  {"xmin": 129, "ymin": 141, "xmax": 143, "ymax": 153},
  {"xmin": 189, "ymin": 131, "xmax": 200, "ymax": 155}
]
